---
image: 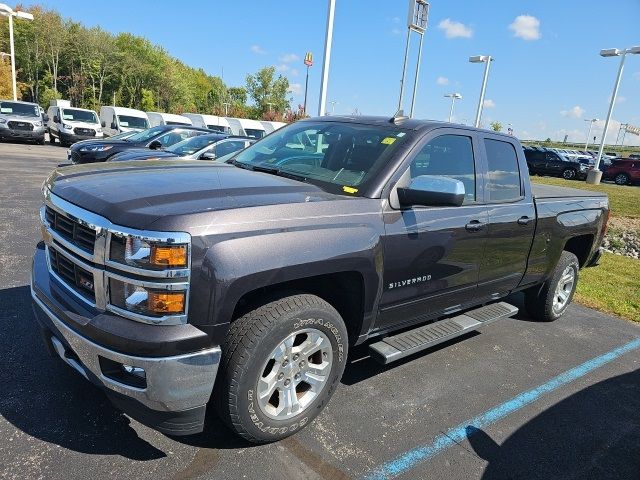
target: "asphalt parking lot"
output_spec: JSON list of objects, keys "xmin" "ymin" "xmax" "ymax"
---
[{"xmin": 1, "ymin": 141, "xmax": 639, "ymax": 480}]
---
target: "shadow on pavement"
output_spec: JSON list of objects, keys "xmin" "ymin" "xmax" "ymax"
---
[{"xmin": 466, "ymin": 368, "xmax": 640, "ymax": 479}]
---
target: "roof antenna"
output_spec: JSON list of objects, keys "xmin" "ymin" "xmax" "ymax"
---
[{"xmin": 390, "ymin": 108, "xmax": 408, "ymax": 124}]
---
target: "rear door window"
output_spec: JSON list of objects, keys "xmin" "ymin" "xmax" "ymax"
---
[{"xmin": 484, "ymin": 139, "xmax": 522, "ymax": 202}]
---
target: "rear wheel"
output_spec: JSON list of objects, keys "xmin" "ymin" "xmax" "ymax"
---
[
  {"xmin": 48, "ymin": 130, "xmax": 56, "ymax": 144},
  {"xmin": 562, "ymin": 168, "xmax": 577, "ymax": 180},
  {"xmin": 215, "ymin": 294, "xmax": 348, "ymax": 443},
  {"xmin": 525, "ymin": 251, "xmax": 579, "ymax": 322},
  {"xmin": 614, "ymin": 173, "xmax": 629, "ymax": 185}
]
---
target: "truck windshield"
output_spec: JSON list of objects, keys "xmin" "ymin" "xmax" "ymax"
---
[
  {"xmin": 61, "ymin": 108, "xmax": 98, "ymax": 123},
  {"xmin": 244, "ymin": 129, "xmax": 265, "ymax": 139},
  {"xmin": 232, "ymin": 121, "xmax": 411, "ymax": 196},
  {"xmin": 0, "ymin": 102, "xmax": 39, "ymax": 118},
  {"xmin": 117, "ymin": 115, "xmax": 149, "ymax": 129}
]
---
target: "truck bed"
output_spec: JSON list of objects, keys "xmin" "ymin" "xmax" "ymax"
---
[{"xmin": 532, "ymin": 183, "xmax": 607, "ymax": 199}]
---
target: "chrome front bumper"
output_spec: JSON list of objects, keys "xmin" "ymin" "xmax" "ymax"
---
[{"xmin": 31, "ymin": 287, "xmax": 220, "ymax": 414}]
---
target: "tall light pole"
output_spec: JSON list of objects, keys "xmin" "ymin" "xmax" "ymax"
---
[
  {"xmin": 444, "ymin": 93, "xmax": 461, "ymax": 123},
  {"xmin": 469, "ymin": 55, "xmax": 493, "ymax": 128},
  {"xmin": 397, "ymin": 0, "xmax": 429, "ymax": 117},
  {"xmin": 329, "ymin": 100, "xmax": 338, "ymax": 115},
  {"xmin": 222, "ymin": 102, "xmax": 231, "ymax": 116},
  {"xmin": 588, "ymin": 46, "xmax": 640, "ymax": 185},
  {"xmin": 584, "ymin": 118, "xmax": 599, "ymax": 150},
  {"xmin": 317, "ymin": 0, "xmax": 335, "ymax": 117},
  {"xmin": 0, "ymin": 4, "xmax": 34, "ymax": 101},
  {"xmin": 303, "ymin": 52, "xmax": 313, "ymax": 115}
]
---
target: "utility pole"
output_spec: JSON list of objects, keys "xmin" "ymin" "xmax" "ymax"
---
[
  {"xmin": 303, "ymin": 52, "xmax": 313, "ymax": 115},
  {"xmin": 317, "ymin": 0, "xmax": 335, "ymax": 117},
  {"xmin": 398, "ymin": 0, "xmax": 429, "ymax": 117}
]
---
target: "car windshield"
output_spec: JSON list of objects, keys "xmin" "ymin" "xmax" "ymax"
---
[
  {"xmin": 0, "ymin": 101, "xmax": 39, "ymax": 118},
  {"xmin": 231, "ymin": 121, "xmax": 411, "ymax": 196},
  {"xmin": 244, "ymin": 128, "xmax": 265, "ymax": 139},
  {"xmin": 166, "ymin": 135, "xmax": 221, "ymax": 156},
  {"xmin": 61, "ymin": 108, "xmax": 98, "ymax": 123},
  {"xmin": 117, "ymin": 115, "xmax": 149, "ymax": 130},
  {"xmin": 126, "ymin": 125, "xmax": 166, "ymax": 142},
  {"xmin": 207, "ymin": 125, "xmax": 228, "ymax": 133}
]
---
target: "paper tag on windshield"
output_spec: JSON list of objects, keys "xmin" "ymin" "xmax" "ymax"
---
[{"xmin": 381, "ymin": 137, "xmax": 396, "ymax": 145}]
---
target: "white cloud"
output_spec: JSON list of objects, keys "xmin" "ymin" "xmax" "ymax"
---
[
  {"xmin": 250, "ymin": 45, "xmax": 266, "ymax": 54},
  {"xmin": 391, "ymin": 27, "xmax": 402, "ymax": 35},
  {"xmin": 290, "ymin": 68, "xmax": 299, "ymax": 77},
  {"xmin": 509, "ymin": 15, "xmax": 541, "ymax": 41},
  {"xmin": 390, "ymin": 16, "xmax": 402, "ymax": 35},
  {"xmin": 615, "ymin": 95, "xmax": 626, "ymax": 104},
  {"xmin": 279, "ymin": 53, "xmax": 299, "ymax": 63},
  {"xmin": 438, "ymin": 19, "xmax": 473, "ymax": 39},
  {"xmin": 436, "ymin": 76, "xmax": 450, "ymax": 86},
  {"xmin": 276, "ymin": 64, "xmax": 290, "ymax": 72},
  {"xmin": 483, "ymin": 99, "xmax": 496, "ymax": 108},
  {"xmin": 560, "ymin": 106, "xmax": 585, "ymax": 118},
  {"xmin": 288, "ymin": 83, "xmax": 303, "ymax": 95}
]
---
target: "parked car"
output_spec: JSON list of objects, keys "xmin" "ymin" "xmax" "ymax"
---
[
  {"xmin": 107, "ymin": 133, "xmax": 253, "ymax": 162},
  {"xmin": 524, "ymin": 148, "xmax": 588, "ymax": 180},
  {"xmin": 226, "ymin": 117, "xmax": 266, "ymax": 139},
  {"xmin": 146, "ymin": 112, "xmax": 193, "ymax": 127},
  {"xmin": 603, "ymin": 158, "xmax": 640, "ymax": 185},
  {"xmin": 628, "ymin": 153, "xmax": 640, "ymax": 159},
  {"xmin": 33, "ymin": 115, "xmax": 608, "ymax": 443},
  {"xmin": 0, "ymin": 99, "xmax": 47, "ymax": 144},
  {"xmin": 183, "ymin": 113, "xmax": 231, "ymax": 133},
  {"xmin": 100, "ymin": 106, "xmax": 149, "ymax": 136},
  {"xmin": 67, "ymin": 125, "xmax": 210, "ymax": 164},
  {"xmin": 47, "ymin": 102, "xmax": 103, "ymax": 147}
]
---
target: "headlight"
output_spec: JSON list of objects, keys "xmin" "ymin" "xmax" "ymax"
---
[
  {"xmin": 0, "ymin": 118, "xmax": 6, "ymax": 124},
  {"xmin": 79, "ymin": 145, "xmax": 113, "ymax": 152},
  {"xmin": 62, "ymin": 123, "xmax": 72, "ymax": 129},
  {"xmin": 34, "ymin": 121, "xmax": 43, "ymax": 127},
  {"xmin": 110, "ymin": 235, "xmax": 188, "ymax": 270},
  {"xmin": 109, "ymin": 279, "xmax": 186, "ymax": 318},
  {"xmin": 96, "ymin": 127, "xmax": 102, "ymax": 133}
]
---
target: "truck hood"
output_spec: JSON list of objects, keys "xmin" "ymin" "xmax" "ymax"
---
[{"xmin": 45, "ymin": 160, "xmax": 340, "ymax": 229}]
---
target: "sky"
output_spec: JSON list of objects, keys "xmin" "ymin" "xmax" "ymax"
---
[{"xmin": 20, "ymin": 0, "xmax": 640, "ymax": 146}]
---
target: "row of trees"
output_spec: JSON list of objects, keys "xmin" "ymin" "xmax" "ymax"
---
[{"xmin": 0, "ymin": 5, "xmax": 303, "ymax": 121}]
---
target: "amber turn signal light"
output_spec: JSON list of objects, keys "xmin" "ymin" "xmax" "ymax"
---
[
  {"xmin": 148, "ymin": 291, "xmax": 185, "ymax": 314},
  {"xmin": 150, "ymin": 245, "xmax": 187, "ymax": 267}
]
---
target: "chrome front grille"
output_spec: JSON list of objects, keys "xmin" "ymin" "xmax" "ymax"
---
[{"xmin": 41, "ymin": 191, "xmax": 191, "ymax": 324}]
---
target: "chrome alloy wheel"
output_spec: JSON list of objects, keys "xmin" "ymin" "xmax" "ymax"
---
[
  {"xmin": 257, "ymin": 328, "xmax": 333, "ymax": 420},
  {"xmin": 552, "ymin": 265, "xmax": 575, "ymax": 314}
]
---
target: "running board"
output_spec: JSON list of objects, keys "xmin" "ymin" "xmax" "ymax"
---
[{"xmin": 369, "ymin": 302, "xmax": 518, "ymax": 364}]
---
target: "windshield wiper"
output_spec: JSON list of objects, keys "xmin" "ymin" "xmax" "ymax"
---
[{"xmin": 251, "ymin": 164, "xmax": 307, "ymax": 182}]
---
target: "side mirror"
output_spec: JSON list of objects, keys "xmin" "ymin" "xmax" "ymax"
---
[
  {"xmin": 53, "ymin": 115, "xmax": 59, "ymax": 123},
  {"xmin": 148, "ymin": 140, "xmax": 162, "ymax": 150},
  {"xmin": 110, "ymin": 122, "xmax": 117, "ymax": 130},
  {"xmin": 101, "ymin": 120, "xmax": 106, "ymax": 128},
  {"xmin": 397, "ymin": 175, "xmax": 465, "ymax": 207},
  {"xmin": 200, "ymin": 151, "xmax": 216, "ymax": 160},
  {"xmin": 43, "ymin": 114, "xmax": 50, "ymax": 122}
]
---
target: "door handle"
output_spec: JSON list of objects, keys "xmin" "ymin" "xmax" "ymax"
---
[
  {"xmin": 465, "ymin": 220, "xmax": 485, "ymax": 232},
  {"xmin": 517, "ymin": 216, "xmax": 533, "ymax": 226}
]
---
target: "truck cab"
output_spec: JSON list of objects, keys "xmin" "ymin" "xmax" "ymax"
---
[{"xmin": 0, "ymin": 99, "xmax": 46, "ymax": 144}]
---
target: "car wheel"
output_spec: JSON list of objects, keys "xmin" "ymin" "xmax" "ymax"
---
[
  {"xmin": 562, "ymin": 168, "xmax": 577, "ymax": 180},
  {"xmin": 525, "ymin": 251, "xmax": 579, "ymax": 322},
  {"xmin": 215, "ymin": 294, "xmax": 348, "ymax": 443},
  {"xmin": 37, "ymin": 138, "xmax": 45, "ymax": 145},
  {"xmin": 614, "ymin": 173, "xmax": 629, "ymax": 185},
  {"xmin": 48, "ymin": 130, "xmax": 56, "ymax": 144}
]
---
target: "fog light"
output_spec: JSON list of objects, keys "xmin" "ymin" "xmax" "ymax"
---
[
  {"xmin": 148, "ymin": 291, "xmax": 185, "ymax": 314},
  {"xmin": 122, "ymin": 364, "xmax": 146, "ymax": 379}
]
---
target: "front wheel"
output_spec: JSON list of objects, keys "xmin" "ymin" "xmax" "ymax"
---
[
  {"xmin": 215, "ymin": 294, "xmax": 348, "ymax": 443},
  {"xmin": 562, "ymin": 168, "xmax": 577, "ymax": 180},
  {"xmin": 525, "ymin": 251, "xmax": 579, "ymax": 322}
]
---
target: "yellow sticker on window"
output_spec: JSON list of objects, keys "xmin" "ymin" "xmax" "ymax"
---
[
  {"xmin": 381, "ymin": 137, "xmax": 396, "ymax": 145},
  {"xmin": 343, "ymin": 186, "xmax": 358, "ymax": 194}
]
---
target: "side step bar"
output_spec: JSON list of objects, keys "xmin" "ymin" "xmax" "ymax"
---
[{"xmin": 369, "ymin": 302, "xmax": 518, "ymax": 364}]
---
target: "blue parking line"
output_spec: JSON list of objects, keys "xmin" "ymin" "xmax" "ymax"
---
[{"xmin": 363, "ymin": 337, "xmax": 640, "ymax": 480}]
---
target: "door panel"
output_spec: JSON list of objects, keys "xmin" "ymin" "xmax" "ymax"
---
[
  {"xmin": 376, "ymin": 130, "xmax": 488, "ymax": 331},
  {"xmin": 378, "ymin": 205, "xmax": 488, "ymax": 329},
  {"xmin": 477, "ymin": 137, "xmax": 536, "ymax": 297}
]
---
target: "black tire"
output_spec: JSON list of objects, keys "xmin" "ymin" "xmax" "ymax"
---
[
  {"xmin": 525, "ymin": 251, "xmax": 579, "ymax": 322},
  {"xmin": 562, "ymin": 168, "xmax": 577, "ymax": 180},
  {"xmin": 37, "ymin": 137, "xmax": 45, "ymax": 145},
  {"xmin": 215, "ymin": 294, "xmax": 348, "ymax": 443},
  {"xmin": 614, "ymin": 173, "xmax": 629, "ymax": 186},
  {"xmin": 48, "ymin": 130, "xmax": 56, "ymax": 144}
]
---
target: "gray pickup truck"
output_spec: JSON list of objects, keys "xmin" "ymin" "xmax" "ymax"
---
[{"xmin": 31, "ymin": 115, "xmax": 608, "ymax": 443}]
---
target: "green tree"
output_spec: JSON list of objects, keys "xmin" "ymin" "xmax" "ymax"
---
[
  {"xmin": 490, "ymin": 121, "xmax": 503, "ymax": 132},
  {"xmin": 140, "ymin": 88, "xmax": 155, "ymax": 111},
  {"xmin": 245, "ymin": 67, "xmax": 290, "ymax": 117},
  {"xmin": 0, "ymin": 59, "xmax": 12, "ymax": 99}
]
